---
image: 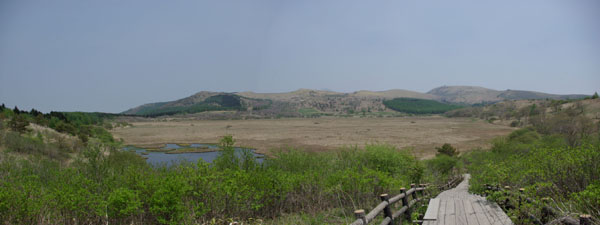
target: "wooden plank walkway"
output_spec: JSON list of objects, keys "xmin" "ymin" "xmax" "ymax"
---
[{"xmin": 423, "ymin": 174, "xmax": 513, "ymax": 225}]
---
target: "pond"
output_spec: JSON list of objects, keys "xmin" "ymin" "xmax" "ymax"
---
[{"xmin": 124, "ymin": 143, "xmax": 265, "ymax": 166}]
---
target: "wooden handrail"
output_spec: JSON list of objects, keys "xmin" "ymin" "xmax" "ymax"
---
[{"xmin": 350, "ymin": 176, "xmax": 463, "ymax": 225}]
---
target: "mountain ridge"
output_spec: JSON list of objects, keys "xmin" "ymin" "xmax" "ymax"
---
[{"xmin": 122, "ymin": 86, "xmax": 589, "ymax": 116}]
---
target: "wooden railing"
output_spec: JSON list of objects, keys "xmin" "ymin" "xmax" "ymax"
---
[
  {"xmin": 484, "ymin": 184, "xmax": 595, "ymax": 225},
  {"xmin": 350, "ymin": 176, "xmax": 463, "ymax": 225}
]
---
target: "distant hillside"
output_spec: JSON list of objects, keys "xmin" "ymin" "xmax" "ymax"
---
[
  {"xmin": 122, "ymin": 92, "xmax": 271, "ymax": 116},
  {"xmin": 123, "ymin": 86, "xmax": 588, "ymax": 117},
  {"xmin": 350, "ymin": 89, "xmax": 436, "ymax": 99},
  {"xmin": 428, "ymin": 86, "xmax": 588, "ymax": 104}
]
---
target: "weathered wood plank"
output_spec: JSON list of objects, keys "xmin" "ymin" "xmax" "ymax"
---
[
  {"xmin": 438, "ymin": 199, "xmax": 447, "ymax": 225},
  {"xmin": 455, "ymin": 198, "xmax": 468, "ymax": 225},
  {"xmin": 477, "ymin": 196, "xmax": 505, "ymax": 225},
  {"xmin": 420, "ymin": 174, "xmax": 514, "ymax": 225},
  {"xmin": 463, "ymin": 198, "xmax": 479, "ymax": 225},
  {"xmin": 486, "ymin": 201, "xmax": 512, "ymax": 225},
  {"xmin": 445, "ymin": 197, "xmax": 457, "ymax": 225},
  {"xmin": 423, "ymin": 198, "xmax": 440, "ymax": 221},
  {"xmin": 472, "ymin": 197, "xmax": 493, "ymax": 225},
  {"xmin": 422, "ymin": 221, "xmax": 436, "ymax": 225},
  {"xmin": 480, "ymin": 199, "xmax": 506, "ymax": 225}
]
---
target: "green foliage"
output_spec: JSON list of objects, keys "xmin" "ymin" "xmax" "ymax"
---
[
  {"xmin": 0, "ymin": 134, "xmax": 429, "ymax": 224},
  {"xmin": 108, "ymin": 187, "xmax": 142, "ymax": 218},
  {"xmin": 435, "ymin": 143, "xmax": 458, "ymax": 157},
  {"xmin": 8, "ymin": 114, "xmax": 30, "ymax": 133},
  {"xmin": 1, "ymin": 106, "xmax": 119, "ymax": 146},
  {"xmin": 426, "ymin": 155, "xmax": 458, "ymax": 176},
  {"xmin": 464, "ymin": 128, "xmax": 600, "ymax": 220},
  {"xmin": 149, "ymin": 175, "xmax": 190, "ymax": 224},
  {"xmin": 572, "ymin": 182, "xmax": 600, "ymax": 211},
  {"xmin": 507, "ymin": 127, "xmax": 540, "ymax": 144},
  {"xmin": 383, "ymin": 98, "xmax": 462, "ymax": 114},
  {"xmin": 213, "ymin": 134, "xmax": 241, "ymax": 170},
  {"xmin": 592, "ymin": 92, "xmax": 599, "ymax": 99}
]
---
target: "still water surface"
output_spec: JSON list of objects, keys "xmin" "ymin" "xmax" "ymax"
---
[{"xmin": 124, "ymin": 144, "xmax": 264, "ymax": 166}]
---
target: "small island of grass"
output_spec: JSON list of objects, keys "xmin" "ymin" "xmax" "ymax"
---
[{"xmin": 164, "ymin": 146, "xmax": 218, "ymax": 154}]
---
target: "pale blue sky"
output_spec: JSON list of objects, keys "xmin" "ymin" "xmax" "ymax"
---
[{"xmin": 1, "ymin": 0, "xmax": 598, "ymax": 113}]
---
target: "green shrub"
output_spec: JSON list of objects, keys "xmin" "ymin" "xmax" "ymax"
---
[
  {"xmin": 508, "ymin": 127, "xmax": 540, "ymax": 143},
  {"xmin": 465, "ymin": 130, "xmax": 600, "ymax": 219},
  {"xmin": 149, "ymin": 175, "xmax": 191, "ymax": 225},
  {"xmin": 108, "ymin": 187, "xmax": 142, "ymax": 218},
  {"xmin": 7, "ymin": 114, "xmax": 30, "ymax": 133},
  {"xmin": 435, "ymin": 143, "xmax": 458, "ymax": 157},
  {"xmin": 572, "ymin": 182, "xmax": 600, "ymax": 213},
  {"xmin": 426, "ymin": 155, "xmax": 457, "ymax": 176}
]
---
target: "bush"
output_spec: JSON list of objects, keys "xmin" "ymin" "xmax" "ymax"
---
[
  {"xmin": 426, "ymin": 155, "xmax": 457, "ymax": 177},
  {"xmin": 8, "ymin": 114, "xmax": 30, "ymax": 133},
  {"xmin": 436, "ymin": 143, "xmax": 458, "ymax": 157},
  {"xmin": 572, "ymin": 182, "xmax": 600, "ymax": 213},
  {"xmin": 2, "ymin": 131, "xmax": 68, "ymax": 160},
  {"xmin": 108, "ymin": 187, "xmax": 142, "ymax": 218}
]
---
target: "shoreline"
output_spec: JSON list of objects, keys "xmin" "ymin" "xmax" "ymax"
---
[{"xmin": 127, "ymin": 143, "xmax": 264, "ymax": 155}]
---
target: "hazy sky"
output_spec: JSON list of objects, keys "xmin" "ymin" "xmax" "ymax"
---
[{"xmin": 1, "ymin": 0, "xmax": 599, "ymax": 113}]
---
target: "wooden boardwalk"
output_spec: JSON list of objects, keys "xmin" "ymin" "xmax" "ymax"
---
[{"xmin": 423, "ymin": 174, "xmax": 513, "ymax": 225}]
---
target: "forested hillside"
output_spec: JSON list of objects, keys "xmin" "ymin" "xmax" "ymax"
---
[
  {"xmin": 383, "ymin": 98, "xmax": 463, "ymax": 114},
  {"xmin": 122, "ymin": 94, "xmax": 270, "ymax": 117}
]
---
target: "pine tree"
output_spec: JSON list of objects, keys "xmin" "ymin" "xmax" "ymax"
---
[
  {"xmin": 592, "ymin": 92, "xmax": 599, "ymax": 99},
  {"xmin": 8, "ymin": 114, "xmax": 30, "ymax": 133}
]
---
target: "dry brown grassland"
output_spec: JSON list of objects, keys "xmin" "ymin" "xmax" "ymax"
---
[{"xmin": 111, "ymin": 116, "xmax": 515, "ymax": 158}]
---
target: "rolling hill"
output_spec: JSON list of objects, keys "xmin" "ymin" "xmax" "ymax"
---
[
  {"xmin": 122, "ymin": 92, "xmax": 271, "ymax": 116},
  {"xmin": 428, "ymin": 86, "xmax": 588, "ymax": 105},
  {"xmin": 122, "ymin": 86, "xmax": 588, "ymax": 117}
]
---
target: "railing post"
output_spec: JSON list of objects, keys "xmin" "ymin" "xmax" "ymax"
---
[
  {"xmin": 355, "ymin": 209, "xmax": 366, "ymax": 225},
  {"xmin": 380, "ymin": 194, "xmax": 394, "ymax": 225},
  {"xmin": 580, "ymin": 214, "xmax": 591, "ymax": 225},
  {"xmin": 401, "ymin": 187, "xmax": 411, "ymax": 221},
  {"xmin": 411, "ymin": 184, "xmax": 418, "ymax": 201}
]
